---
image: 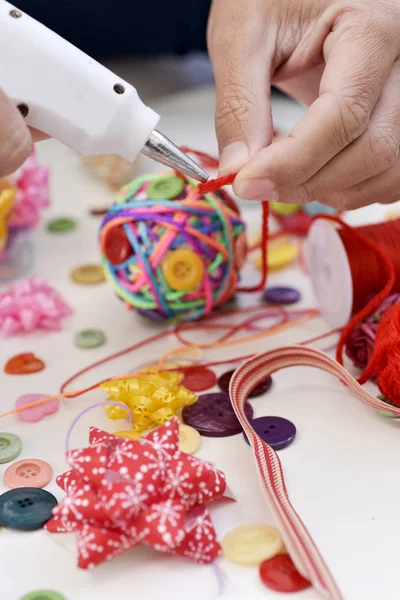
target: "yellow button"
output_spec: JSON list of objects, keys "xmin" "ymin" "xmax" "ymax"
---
[
  {"xmin": 114, "ymin": 430, "xmax": 143, "ymax": 441},
  {"xmin": 270, "ymin": 201, "xmax": 300, "ymax": 216},
  {"xmin": 70, "ymin": 264, "xmax": 105, "ymax": 284},
  {"xmin": 178, "ymin": 424, "xmax": 201, "ymax": 454},
  {"xmin": 255, "ymin": 243, "xmax": 299, "ymax": 271},
  {"xmin": 161, "ymin": 249, "xmax": 204, "ymax": 291},
  {"xmin": 222, "ymin": 524, "xmax": 285, "ymax": 566}
]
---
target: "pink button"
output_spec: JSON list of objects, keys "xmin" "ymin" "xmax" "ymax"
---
[
  {"xmin": 4, "ymin": 458, "xmax": 53, "ymax": 489},
  {"xmin": 15, "ymin": 393, "xmax": 59, "ymax": 422}
]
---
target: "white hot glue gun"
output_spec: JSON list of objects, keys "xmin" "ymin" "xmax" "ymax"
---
[{"xmin": 0, "ymin": 1, "xmax": 208, "ymax": 182}]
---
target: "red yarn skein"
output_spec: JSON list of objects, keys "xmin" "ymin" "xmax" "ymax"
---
[{"xmin": 366, "ymin": 303, "xmax": 400, "ymax": 406}]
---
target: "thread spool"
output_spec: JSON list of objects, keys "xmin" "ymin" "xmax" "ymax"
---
[
  {"xmin": 306, "ymin": 218, "xmax": 400, "ymax": 328},
  {"xmin": 99, "ymin": 172, "xmax": 247, "ymax": 322}
]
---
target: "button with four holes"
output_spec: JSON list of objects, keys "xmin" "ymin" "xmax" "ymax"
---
[
  {"xmin": 244, "ymin": 416, "xmax": 296, "ymax": 450},
  {"xmin": 0, "ymin": 488, "xmax": 57, "ymax": 530},
  {"xmin": 161, "ymin": 249, "xmax": 204, "ymax": 291},
  {"xmin": 4, "ymin": 459, "xmax": 53, "ymax": 489}
]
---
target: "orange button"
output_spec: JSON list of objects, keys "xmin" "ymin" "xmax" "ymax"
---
[{"xmin": 4, "ymin": 353, "xmax": 45, "ymax": 375}]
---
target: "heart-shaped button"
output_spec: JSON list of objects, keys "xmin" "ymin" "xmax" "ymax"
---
[
  {"xmin": 15, "ymin": 394, "xmax": 58, "ymax": 422},
  {"xmin": 4, "ymin": 353, "xmax": 45, "ymax": 375}
]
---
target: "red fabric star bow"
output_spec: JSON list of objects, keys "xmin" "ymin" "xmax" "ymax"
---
[{"xmin": 45, "ymin": 418, "xmax": 226, "ymax": 569}]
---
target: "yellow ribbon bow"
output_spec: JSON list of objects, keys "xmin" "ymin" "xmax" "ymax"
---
[
  {"xmin": 0, "ymin": 187, "xmax": 16, "ymax": 252},
  {"xmin": 101, "ymin": 370, "xmax": 197, "ymax": 434}
]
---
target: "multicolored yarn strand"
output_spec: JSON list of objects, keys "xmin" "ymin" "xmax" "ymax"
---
[{"xmin": 99, "ymin": 172, "xmax": 247, "ymax": 322}]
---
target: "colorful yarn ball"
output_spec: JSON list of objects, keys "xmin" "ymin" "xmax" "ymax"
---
[{"xmin": 99, "ymin": 172, "xmax": 247, "ymax": 322}]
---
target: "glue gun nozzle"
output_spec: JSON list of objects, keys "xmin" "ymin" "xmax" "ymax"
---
[{"xmin": 142, "ymin": 130, "xmax": 209, "ymax": 183}]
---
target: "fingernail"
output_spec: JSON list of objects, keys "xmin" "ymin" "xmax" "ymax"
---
[
  {"xmin": 218, "ymin": 142, "xmax": 249, "ymax": 176},
  {"xmin": 234, "ymin": 178, "xmax": 277, "ymax": 201}
]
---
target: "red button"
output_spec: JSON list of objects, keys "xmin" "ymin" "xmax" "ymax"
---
[
  {"xmin": 181, "ymin": 367, "xmax": 217, "ymax": 393},
  {"xmin": 104, "ymin": 226, "xmax": 131, "ymax": 265},
  {"xmin": 259, "ymin": 553, "xmax": 311, "ymax": 593},
  {"xmin": 4, "ymin": 353, "xmax": 45, "ymax": 375}
]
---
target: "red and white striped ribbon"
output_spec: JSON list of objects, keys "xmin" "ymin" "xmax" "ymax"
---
[{"xmin": 229, "ymin": 346, "xmax": 400, "ymax": 599}]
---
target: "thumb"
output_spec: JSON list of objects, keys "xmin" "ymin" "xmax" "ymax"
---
[
  {"xmin": 207, "ymin": 2, "xmax": 274, "ymax": 176},
  {"xmin": 0, "ymin": 88, "xmax": 32, "ymax": 178}
]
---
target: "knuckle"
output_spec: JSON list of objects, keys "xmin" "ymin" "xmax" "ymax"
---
[
  {"xmin": 280, "ymin": 184, "xmax": 312, "ymax": 205},
  {"xmin": 215, "ymin": 81, "xmax": 256, "ymax": 135},
  {"xmin": 372, "ymin": 130, "xmax": 399, "ymax": 171},
  {"xmin": 336, "ymin": 91, "xmax": 371, "ymax": 144}
]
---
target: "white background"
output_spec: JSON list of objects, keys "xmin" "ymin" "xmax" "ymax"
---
[{"xmin": 1, "ymin": 65, "xmax": 400, "ymax": 600}]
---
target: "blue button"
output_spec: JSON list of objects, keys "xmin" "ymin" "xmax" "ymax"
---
[{"xmin": 0, "ymin": 488, "xmax": 57, "ymax": 530}]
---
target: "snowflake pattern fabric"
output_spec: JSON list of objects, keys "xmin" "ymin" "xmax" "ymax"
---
[{"xmin": 45, "ymin": 418, "xmax": 226, "ymax": 569}]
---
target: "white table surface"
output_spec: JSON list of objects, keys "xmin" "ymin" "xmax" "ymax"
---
[{"xmin": 1, "ymin": 83, "xmax": 399, "ymax": 600}]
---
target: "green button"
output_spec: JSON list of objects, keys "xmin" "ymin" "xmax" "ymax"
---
[
  {"xmin": 19, "ymin": 591, "xmax": 66, "ymax": 600},
  {"xmin": 375, "ymin": 394, "xmax": 400, "ymax": 418},
  {"xmin": 147, "ymin": 176, "xmax": 185, "ymax": 200},
  {"xmin": 0, "ymin": 433, "xmax": 22, "ymax": 464},
  {"xmin": 75, "ymin": 329, "xmax": 106, "ymax": 349},
  {"xmin": 46, "ymin": 217, "xmax": 77, "ymax": 233}
]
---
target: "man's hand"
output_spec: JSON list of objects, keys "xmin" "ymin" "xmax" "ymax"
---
[{"xmin": 208, "ymin": 0, "xmax": 400, "ymax": 210}]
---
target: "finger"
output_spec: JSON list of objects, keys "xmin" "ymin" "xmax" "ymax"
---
[
  {"xmin": 234, "ymin": 12, "xmax": 397, "ymax": 200},
  {"xmin": 29, "ymin": 127, "xmax": 50, "ymax": 143},
  {"xmin": 318, "ymin": 155, "xmax": 400, "ymax": 211},
  {"xmin": 279, "ymin": 60, "xmax": 400, "ymax": 203},
  {"xmin": 0, "ymin": 89, "xmax": 32, "ymax": 177},
  {"xmin": 207, "ymin": 0, "xmax": 274, "ymax": 175}
]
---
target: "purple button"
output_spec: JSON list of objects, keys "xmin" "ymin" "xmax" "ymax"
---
[
  {"xmin": 218, "ymin": 369, "xmax": 272, "ymax": 398},
  {"xmin": 244, "ymin": 416, "xmax": 296, "ymax": 450},
  {"xmin": 182, "ymin": 392, "xmax": 253, "ymax": 437},
  {"xmin": 262, "ymin": 286, "xmax": 300, "ymax": 305}
]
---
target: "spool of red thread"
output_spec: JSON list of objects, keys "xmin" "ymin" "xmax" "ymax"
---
[{"xmin": 306, "ymin": 218, "xmax": 399, "ymax": 328}]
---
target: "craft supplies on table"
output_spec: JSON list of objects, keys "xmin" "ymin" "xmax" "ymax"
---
[{"xmin": 2, "ymin": 90, "xmax": 400, "ymax": 600}]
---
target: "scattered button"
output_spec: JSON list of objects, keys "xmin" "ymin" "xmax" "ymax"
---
[
  {"xmin": 161, "ymin": 249, "xmax": 204, "ymax": 291},
  {"xmin": 259, "ymin": 553, "xmax": 311, "ymax": 593},
  {"xmin": 279, "ymin": 212, "xmax": 311, "ymax": 234},
  {"xmin": 218, "ymin": 369, "xmax": 272, "ymax": 398},
  {"xmin": 114, "ymin": 430, "xmax": 142, "ymax": 441},
  {"xmin": 104, "ymin": 225, "xmax": 131, "ymax": 265},
  {"xmin": 182, "ymin": 392, "xmax": 253, "ymax": 437},
  {"xmin": 182, "ymin": 367, "xmax": 217, "ymax": 393},
  {"xmin": 16, "ymin": 394, "xmax": 59, "ymax": 422},
  {"xmin": 0, "ymin": 433, "xmax": 22, "ymax": 464},
  {"xmin": 244, "ymin": 416, "xmax": 296, "ymax": 450},
  {"xmin": 375, "ymin": 394, "xmax": 400, "ymax": 418},
  {"xmin": 46, "ymin": 217, "xmax": 77, "ymax": 233},
  {"xmin": 270, "ymin": 201, "xmax": 300, "ymax": 216},
  {"xmin": 255, "ymin": 243, "xmax": 299, "ymax": 271},
  {"xmin": 147, "ymin": 175, "xmax": 185, "ymax": 200},
  {"xmin": 4, "ymin": 459, "xmax": 53, "ymax": 489},
  {"xmin": 136, "ymin": 308, "xmax": 167, "ymax": 322},
  {"xmin": 19, "ymin": 591, "xmax": 67, "ymax": 600},
  {"xmin": 0, "ymin": 488, "xmax": 57, "ymax": 530},
  {"xmin": 75, "ymin": 329, "xmax": 106, "ymax": 349},
  {"xmin": 4, "ymin": 353, "xmax": 45, "ymax": 375},
  {"xmin": 178, "ymin": 424, "xmax": 201, "ymax": 454},
  {"xmin": 222, "ymin": 524, "xmax": 285, "ymax": 566},
  {"xmin": 302, "ymin": 201, "xmax": 336, "ymax": 216},
  {"xmin": 90, "ymin": 207, "xmax": 109, "ymax": 216},
  {"xmin": 70, "ymin": 264, "xmax": 105, "ymax": 285},
  {"xmin": 262, "ymin": 286, "xmax": 301, "ymax": 305}
]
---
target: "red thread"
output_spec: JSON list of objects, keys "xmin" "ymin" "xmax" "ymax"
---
[
  {"xmin": 314, "ymin": 216, "xmax": 396, "ymax": 384},
  {"xmin": 198, "ymin": 173, "xmax": 236, "ymax": 195}
]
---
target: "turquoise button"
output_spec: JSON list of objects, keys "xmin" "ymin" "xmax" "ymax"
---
[
  {"xmin": 303, "ymin": 202, "xmax": 336, "ymax": 216},
  {"xmin": 19, "ymin": 592, "xmax": 66, "ymax": 600},
  {"xmin": 0, "ymin": 488, "xmax": 57, "ymax": 530},
  {"xmin": 0, "ymin": 433, "xmax": 22, "ymax": 464}
]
